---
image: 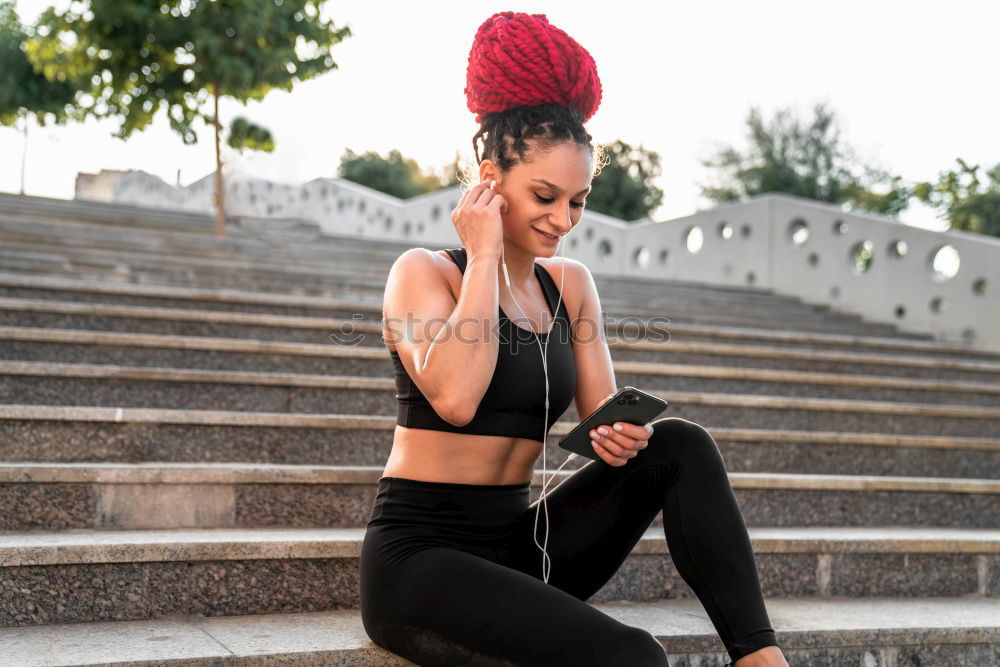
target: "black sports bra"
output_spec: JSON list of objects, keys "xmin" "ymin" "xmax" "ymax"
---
[{"xmin": 388, "ymin": 246, "xmax": 577, "ymax": 442}]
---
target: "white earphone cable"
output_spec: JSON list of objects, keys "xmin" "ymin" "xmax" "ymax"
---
[{"xmin": 498, "ymin": 188, "xmax": 576, "ymax": 584}]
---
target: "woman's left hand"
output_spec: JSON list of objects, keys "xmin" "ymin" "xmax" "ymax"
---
[{"xmin": 589, "ymin": 421, "xmax": 653, "ymax": 466}]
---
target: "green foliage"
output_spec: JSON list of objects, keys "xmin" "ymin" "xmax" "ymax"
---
[
  {"xmin": 338, "ymin": 148, "xmax": 456, "ymax": 199},
  {"xmin": 699, "ymin": 101, "xmax": 911, "ymax": 218},
  {"xmin": 0, "ymin": 0, "xmax": 78, "ymax": 126},
  {"xmin": 24, "ymin": 0, "xmax": 352, "ymax": 144},
  {"xmin": 586, "ymin": 140, "xmax": 664, "ymax": 221},
  {"xmin": 914, "ymin": 158, "xmax": 1000, "ymax": 238},
  {"xmin": 226, "ymin": 115, "xmax": 274, "ymax": 153}
]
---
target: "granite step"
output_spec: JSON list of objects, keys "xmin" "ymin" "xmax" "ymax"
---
[
  {"xmin": 3, "ymin": 325, "xmax": 995, "ymax": 385},
  {"xmin": 0, "ymin": 269, "xmax": 898, "ymax": 340},
  {"xmin": 0, "ymin": 240, "xmax": 396, "ymax": 283},
  {"xmin": 0, "ymin": 296, "xmax": 991, "ymax": 363},
  {"xmin": 1, "ymin": 362, "xmax": 997, "ymax": 436},
  {"xmin": 0, "ymin": 268, "xmax": 929, "ymax": 322},
  {"xmin": 3, "ymin": 344, "xmax": 996, "ymax": 411},
  {"xmin": 2, "ymin": 405, "xmax": 997, "ymax": 478},
  {"xmin": 0, "ymin": 270, "xmax": 907, "ymax": 336},
  {"xmin": 1, "ymin": 463, "xmax": 997, "ymax": 531},
  {"xmin": 2, "ymin": 525, "xmax": 998, "ymax": 627},
  {"xmin": 0, "ymin": 227, "xmax": 404, "ymax": 266},
  {"xmin": 1, "ymin": 596, "xmax": 997, "ymax": 666}
]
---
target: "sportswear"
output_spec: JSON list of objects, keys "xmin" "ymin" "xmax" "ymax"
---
[{"xmin": 388, "ymin": 246, "xmax": 576, "ymax": 442}]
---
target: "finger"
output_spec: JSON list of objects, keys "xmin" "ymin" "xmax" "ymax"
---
[
  {"xmin": 592, "ymin": 440, "xmax": 629, "ymax": 467},
  {"xmin": 592, "ymin": 424, "xmax": 637, "ymax": 451},
  {"xmin": 590, "ymin": 428, "xmax": 636, "ymax": 458},
  {"xmin": 475, "ymin": 186, "xmax": 497, "ymax": 207},
  {"xmin": 487, "ymin": 193, "xmax": 508, "ymax": 215},
  {"xmin": 611, "ymin": 421, "xmax": 652, "ymax": 443}
]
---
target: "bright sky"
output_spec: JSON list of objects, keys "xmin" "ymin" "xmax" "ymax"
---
[{"xmin": 3, "ymin": 0, "xmax": 999, "ymax": 232}]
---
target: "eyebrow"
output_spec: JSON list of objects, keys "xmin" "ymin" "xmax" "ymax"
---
[{"xmin": 530, "ymin": 178, "xmax": 591, "ymax": 196}]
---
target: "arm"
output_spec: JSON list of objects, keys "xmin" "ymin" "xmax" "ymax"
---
[
  {"xmin": 566, "ymin": 259, "xmax": 617, "ymax": 421},
  {"xmin": 382, "ymin": 248, "xmax": 501, "ymax": 426},
  {"xmin": 566, "ymin": 260, "xmax": 651, "ymax": 466}
]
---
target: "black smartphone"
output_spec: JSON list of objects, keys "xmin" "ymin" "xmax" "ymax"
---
[{"xmin": 557, "ymin": 386, "xmax": 669, "ymax": 461}]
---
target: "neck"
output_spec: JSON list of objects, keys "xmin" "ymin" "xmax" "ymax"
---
[{"xmin": 496, "ymin": 238, "xmax": 540, "ymax": 289}]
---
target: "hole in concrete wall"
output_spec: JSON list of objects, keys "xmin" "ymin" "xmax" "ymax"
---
[
  {"xmin": 597, "ymin": 238, "xmax": 613, "ymax": 259},
  {"xmin": 830, "ymin": 286, "xmax": 840, "ymax": 299},
  {"xmin": 746, "ymin": 271, "xmax": 756, "ymax": 285},
  {"xmin": 888, "ymin": 239, "xmax": 908, "ymax": 258},
  {"xmin": 632, "ymin": 246, "xmax": 650, "ymax": 270},
  {"xmin": 850, "ymin": 240, "xmax": 874, "ymax": 274},
  {"xmin": 808, "ymin": 252, "xmax": 819, "ymax": 266},
  {"xmin": 962, "ymin": 327, "xmax": 976, "ymax": 341},
  {"xmin": 659, "ymin": 248, "xmax": 669, "ymax": 265},
  {"xmin": 929, "ymin": 244, "xmax": 960, "ymax": 282},
  {"xmin": 740, "ymin": 223, "xmax": 752, "ymax": 238},
  {"xmin": 972, "ymin": 278, "xmax": 989, "ymax": 295},
  {"xmin": 894, "ymin": 304, "xmax": 906, "ymax": 318},
  {"xmin": 929, "ymin": 296, "xmax": 943, "ymax": 313},
  {"xmin": 833, "ymin": 219, "xmax": 849, "ymax": 235},
  {"xmin": 685, "ymin": 226, "xmax": 703, "ymax": 253},
  {"xmin": 585, "ymin": 227, "xmax": 594, "ymax": 241},
  {"xmin": 788, "ymin": 217, "xmax": 810, "ymax": 246},
  {"xmin": 717, "ymin": 222, "xmax": 733, "ymax": 240},
  {"xmin": 431, "ymin": 205, "xmax": 441, "ymax": 221}
]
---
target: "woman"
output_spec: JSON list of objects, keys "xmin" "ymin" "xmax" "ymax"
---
[{"xmin": 360, "ymin": 11, "xmax": 788, "ymax": 667}]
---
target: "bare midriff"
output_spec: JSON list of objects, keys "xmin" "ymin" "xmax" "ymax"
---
[{"xmin": 382, "ymin": 425, "xmax": 543, "ymax": 485}]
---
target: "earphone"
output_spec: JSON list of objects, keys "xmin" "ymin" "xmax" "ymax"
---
[{"xmin": 491, "ymin": 178, "xmax": 580, "ymax": 584}]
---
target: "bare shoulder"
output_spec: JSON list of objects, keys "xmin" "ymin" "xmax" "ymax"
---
[{"xmin": 536, "ymin": 255, "xmax": 590, "ymax": 321}]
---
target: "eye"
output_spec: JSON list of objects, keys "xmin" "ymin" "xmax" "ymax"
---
[{"xmin": 534, "ymin": 193, "xmax": 586, "ymax": 208}]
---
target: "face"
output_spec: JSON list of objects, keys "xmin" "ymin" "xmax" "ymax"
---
[{"xmin": 480, "ymin": 141, "xmax": 593, "ymax": 256}]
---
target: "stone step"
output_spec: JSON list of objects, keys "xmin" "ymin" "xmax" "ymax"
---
[
  {"xmin": 3, "ymin": 337, "xmax": 996, "ymax": 411},
  {"xmin": 1, "ymin": 360, "xmax": 997, "ymax": 436},
  {"xmin": 0, "ymin": 296, "xmax": 990, "ymax": 363},
  {"xmin": 3, "ymin": 324, "xmax": 995, "ymax": 386},
  {"xmin": 0, "ymin": 267, "xmax": 895, "ymax": 341},
  {"xmin": 0, "ymin": 224, "xmax": 405, "ymax": 264},
  {"xmin": 1, "ymin": 463, "xmax": 997, "ymax": 531},
  {"xmin": 0, "ymin": 236, "xmax": 396, "ymax": 282},
  {"xmin": 0, "ymin": 266, "xmax": 904, "ymax": 337},
  {"xmin": 0, "ymin": 231, "xmax": 891, "ymax": 316},
  {"xmin": 0, "ymin": 267, "xmax": 927, "ymax": 324},
  {"xmin": 1, "ymin": 525, "xmax": 997, "ymax": 627},
  {"xmin": 2, "ymin": 405, "xmax": 997, "ymax": 478},
  {"xmin": 0, "ymin": 249, "xmax": 397, "ymax": 296},
  {"xmin": 1, "ymin": 596, "xmax": 997, "ymax": 666}
]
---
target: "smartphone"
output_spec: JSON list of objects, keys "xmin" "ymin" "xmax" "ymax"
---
[{"xmin": 557, "ymin": 386, "xmax": 669, "ymax": 461}]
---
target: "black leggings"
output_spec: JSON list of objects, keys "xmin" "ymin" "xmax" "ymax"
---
[{"xmin": 360, "ymin": 417, "xmax": 780, "ymax": 666}]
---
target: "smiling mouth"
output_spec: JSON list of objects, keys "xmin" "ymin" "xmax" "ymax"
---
[{"xmin": 535, "ymin": 228, "xmax": 560, "ymax": 240}]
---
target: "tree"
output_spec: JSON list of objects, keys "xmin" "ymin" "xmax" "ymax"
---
[
  {"xmin": 585, "ymin": 139, "xmax": 663, "ymax": 221},
  {"xmin": 338, "ymin": 148, "xmax": 453, "ymax": 199},
  {"xmin": 26, "ymin": 0, "xmax": 351, "ymax": 237},
  {"xmin": 0, "ymin": 0, "xmax": 78, "ymax": 195},
  {"xmin": 914, "ymin": 158, "xmax": 1000, "ymax": 238},
  {"xmin": 698, "ymin": 101, "xmax": 911, "ymax": 218}
]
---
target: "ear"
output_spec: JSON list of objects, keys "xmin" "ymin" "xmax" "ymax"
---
[{"xmin": 478, "ymin": 160, "xmax": 499, "ymax": 185}]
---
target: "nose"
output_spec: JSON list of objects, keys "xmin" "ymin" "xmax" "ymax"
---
[{"xmin": 550, "ymin": 201, "xmax": 574, "ymax": 233}]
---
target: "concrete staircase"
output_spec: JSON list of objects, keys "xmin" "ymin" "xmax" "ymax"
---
[{"xmin": 0, "ymin": 195, "xmax": 997, "ymax": 665}]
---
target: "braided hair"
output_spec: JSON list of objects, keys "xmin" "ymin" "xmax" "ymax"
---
[{"xmin": 464, "ymin": 12, "xmax": 608, "ymax": 177}]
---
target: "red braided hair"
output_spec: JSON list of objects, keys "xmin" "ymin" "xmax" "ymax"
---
[{"xmin": 465, "ymin": 11, "xmax": 602, "ymax": 124}]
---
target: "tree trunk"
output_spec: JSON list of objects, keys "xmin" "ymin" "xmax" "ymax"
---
[
  {"xmin": 20, "ymin": 110, "xmax": 28, "ymax": 196},
  {"xmin": 213, "ymin": 84, "xmax": 225, "ymax": 238}
]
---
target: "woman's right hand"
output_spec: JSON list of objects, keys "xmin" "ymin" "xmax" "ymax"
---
[{"xmin": 451, "ymin": 179, "xmax": 507, "ymax": 262}]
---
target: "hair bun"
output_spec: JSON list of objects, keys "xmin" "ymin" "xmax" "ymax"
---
[{"xmin": 465, "ymin": 11, "xmax": 602, "ymax": 124}]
